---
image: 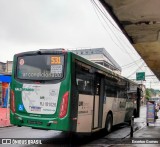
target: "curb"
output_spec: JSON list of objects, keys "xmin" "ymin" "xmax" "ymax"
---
[
  {"xmin": 123, "ymin": 121, "xmax": 146, "ymax": 139},
  {"xmin": 133, "ymin": 122, "xmax": 146, "ymax": 135},
  {"xmin": 0, "ymin": 125, "xmax": 14, "ymax": 128}
]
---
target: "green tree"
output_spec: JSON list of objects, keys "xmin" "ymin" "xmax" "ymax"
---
[{"xmin": 146, "ymin": 89, "xmax": 151, "ymax": 100}]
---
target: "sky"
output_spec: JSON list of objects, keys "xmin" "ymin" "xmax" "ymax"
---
[{"xmin": 0, "ymin": 0, "xmax": 159, "ymax": 89}]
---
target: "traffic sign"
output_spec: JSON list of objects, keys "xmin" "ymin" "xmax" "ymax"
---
[{"xmin": 136, "ymin": 72, "xmax": 145, "ymax": 81}]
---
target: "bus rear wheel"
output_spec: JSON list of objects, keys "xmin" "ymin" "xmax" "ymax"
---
[{"xmin": 105, "ymin": 113, "xmax": 113, "ymax": 133}]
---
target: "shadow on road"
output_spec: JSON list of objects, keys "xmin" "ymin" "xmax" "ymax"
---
[{"xmin": 42, "ymin": 122, "xmax": 130, "ymax": 146}]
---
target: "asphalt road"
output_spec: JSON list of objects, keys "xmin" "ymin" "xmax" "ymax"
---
[{"xmin": 0, "ymin": 106, "xmax": 146, "ymax": 146}]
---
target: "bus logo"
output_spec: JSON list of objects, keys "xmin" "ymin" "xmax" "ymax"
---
[
  {"xmin": 19, "ymin": 59, "xmax": 24, "ymax": 65},
  {"xmin": 15, "ymin": 88, "xmax": 34, "ymax": 91},
  {"xmin": 29, "ymin": 106, "xmax": 41, "ymax": 112},
  {"xmin": 2, "ymin": 139, "xmax": 11, "ymax": 144}
]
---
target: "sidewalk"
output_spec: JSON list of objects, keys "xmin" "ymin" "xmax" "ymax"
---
[
  {"xmin": 106, "ymin": 106, "xmax": 160, "ymax": 146},
  {"xmin": 134, "ymin": 126, "xmax": 160, "ymax": 138},
  {"xmin": 132, "ymin": 119, "xmax": 160, "ymax": 138},
  {"xmin": 126, "ymin": 107, "xmax": 160, "ymax": 146},
  {"xmin": 0, "ymin": 108, "xmax": 11, "ymax": 127}
]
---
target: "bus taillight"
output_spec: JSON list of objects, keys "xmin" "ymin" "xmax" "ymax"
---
[
  {"xmin": 10, "ymin": 90, "xmax": 16, "ymax": 113},
  {"xmin": 59, "ymin": 91, "xmax": 69, "ymax": 118}
]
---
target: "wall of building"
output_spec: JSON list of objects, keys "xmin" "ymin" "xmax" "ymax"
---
[
  {"xmin": 0, "ymin": 62, "xmax": 6, "ymax": 73},
  {"xmin": 0, "ymin": 61, "xmax": 13, "ymax": 74},
  {"xmin": 5, "ymin": 61, "xmax": 13, "ymax": 74}
]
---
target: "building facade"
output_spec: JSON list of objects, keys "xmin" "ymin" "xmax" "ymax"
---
[
  {"xmin": 0, "ymin": 62, "xmax": 6, "ymax": 73},
  {"xmin": 5, "ymin": 61, "xmax": 13, "ymax": 74},
  {"xmin": 71, "ymin": 48, "xmax": 122, "ymax": 74},
  {"xmin": 0, "ymin": 61, "xmax": 13, "ymax": 75}
]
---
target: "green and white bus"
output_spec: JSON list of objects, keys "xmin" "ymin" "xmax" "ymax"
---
[{"xmin": 10, "ymin": 49, "xmax": 141, "ymax": 133}]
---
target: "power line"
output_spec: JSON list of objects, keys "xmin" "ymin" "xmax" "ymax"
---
[
  {"xmin": 121, "ymin": 58, "xmax": 142, "ymax": 68},
  {"xmin": 145, "ymin": 66, "xmax": 160, "ymax": 85},
  {"xmin": 91, "ymin": 0, "xmax": 134, "ymax": 55},
  {"xmin": 97, "ymin": 0, "xmax": 138, "ymax": 57},
  {"xmin": 91, "ymin": 0, "xmax": 144, "ymax": 72},
  {"xmin": 122, "ymin": 61, "xmax": 143, "ymax": 71},
  {"xmin": 127, "ymin": 62, "xmax": 145, "ymax": 78},
  {"xmin": 97, "ymin": 0, "xmax": 141, "ymax": 60},
  {"xmin": 96, "ymin": 0, "xmax": 160, "ymax": 87},
  {"xmin": 90, "ymin": 0, "xmax": 128, "ymax": 53},
  {"xmin": 92, "ymin": 0, "xmax": 123, "ymax": 34},
  {"xmin": 91, "ymin": 0, "xmax": 127, "ymax": 53},
  {"xmin": 91, "ymin": 0, "xmax": 152, "ymax": 86}
]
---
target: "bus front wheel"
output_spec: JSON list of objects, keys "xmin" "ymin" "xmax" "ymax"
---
[{"xmin": 105, "ymin": 113, "xmax": 113, "ymax": 133}]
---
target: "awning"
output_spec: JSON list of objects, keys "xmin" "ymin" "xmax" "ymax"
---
[{"xmin": 0, "ymin": 75, "xmax": 11, "ymax": 83}]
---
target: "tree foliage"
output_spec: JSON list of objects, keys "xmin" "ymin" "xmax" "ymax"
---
[
  {"xmin": 145, "ymin": 88, "xmax": 160, "ymax": 100},
  {"xmin": 146, "ymin": 89, "xmax": 151, "ymax": 100}
]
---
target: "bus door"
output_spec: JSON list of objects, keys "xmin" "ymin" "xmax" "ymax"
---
[
  {"xmin": 75, "ymin": 63, "xmax": 94, "ymax": 132},
  {"xmin": 92, "ymin": 74, "xmax": 104, "ymax": 129}
]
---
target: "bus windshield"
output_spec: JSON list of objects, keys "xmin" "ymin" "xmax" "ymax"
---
[{"xmin": 16, "ymin": 55, "xmax": 64, "ymax": 80}]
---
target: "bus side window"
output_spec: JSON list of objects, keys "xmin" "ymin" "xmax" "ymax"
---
[
  {"xmin": 86, "ymin": 82, "xmax": 92, "ymax": 92},
  {"xmin": 76, "ymin": 78, "xmax": 93, "ymax": 95},
  {"xmin": 105, "ymin": 79, "xmax": 117, "ymax": 97},
  {"xmin": 117, "ymin": 80, "xmax": 128, "ymax": 99},
  {"xmin": 77, "ymin": 80, "xmax": 85, "ymax": 93},
  {"xmin": 75, "ymin": 63, "xmax": 94, "ymax": 95},
  {"xmin": 129, "ymin": 93, "xmax": 136, "ymax": 99}
]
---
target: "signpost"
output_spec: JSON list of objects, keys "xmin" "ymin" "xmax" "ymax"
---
[
  {"xmin": 146, "ymin": 101, "xmax": 155, "ymax": 126},
  {"xmin": 136, "ymin": 72, "xmax": 145, "ymax": 81}
]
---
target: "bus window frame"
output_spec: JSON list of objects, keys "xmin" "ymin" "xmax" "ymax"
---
[
  {"xmin": 14, "ymin": 52, "xmax": 68, "ymax": 84},
  {"xmin": 75, "ymin": 62, "xmax": 94, "ymax": 95}
]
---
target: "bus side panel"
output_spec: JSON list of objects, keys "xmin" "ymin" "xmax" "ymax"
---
[
  {"xmin": 76, "ymin": 94, "xmax": 93, "ymax": 132},
  {"xmin": 10, "ymin": 81, "xmax": 26, "ymax": 126},
  {"xmin": 102, "ymin": 97, "xmax": 115, "ymax": 128},
  {"xmin": 103, "ymin": 97, "xmax": 132, "ymax": 126},
  {"xmin": 118, "ymin": 98, "xmax": 127, "ymax": 123},
  {"xmin": 125, "ymin": 99, "xmax": 134, "ymax": 121}
]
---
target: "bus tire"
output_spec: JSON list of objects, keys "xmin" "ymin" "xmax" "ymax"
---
[{"xmin": 105, "ymin": 113, "xmax": 113, "ymax": 133}]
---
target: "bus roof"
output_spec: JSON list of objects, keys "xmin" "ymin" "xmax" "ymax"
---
[
  {"xmin": 14, "ymin": 48, "xmax": 138, "ymax": 86},
  {"xmin": 69, "ymin": 50, "xmax": 138, "ymax": 86}
]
